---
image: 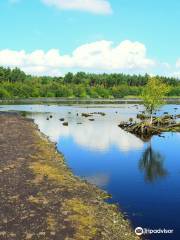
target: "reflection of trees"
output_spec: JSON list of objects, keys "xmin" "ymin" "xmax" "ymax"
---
[{"xmin": 139, "ymin": 142, "xmax": 168, "ymax": 182}]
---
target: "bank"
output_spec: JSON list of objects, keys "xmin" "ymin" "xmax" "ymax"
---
[
  {"xmin": 0, "ymin": 113, "xmax": 139, "ymax": 240},
  {"xmin": 0, "ymin": 97, "xmax": 180, "ymax": 105}
]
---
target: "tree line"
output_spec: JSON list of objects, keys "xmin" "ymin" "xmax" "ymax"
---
[{"xmin": 0, "ymin": 66, "xmax": 180, "ymax": 99}]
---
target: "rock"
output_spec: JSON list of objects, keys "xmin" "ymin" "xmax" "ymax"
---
[
  {"xmin": 91, "ymin": 112, "xmax": 106, "ymax": 116},
  {"xmin": 63, "ymin": 122, "xmax": 68, "ymax": 126},
  {"xmin": 119, "ymin": 121, "xmax": 131, "ymax": 128},
  {"xmin": 99, "ymin": 112, "xmax": 106, "ymax": 116},
  {"xmin": 175, "ymin": 114, "xmax": 180, "ymax": 119},
  {"xmin": 140, "ymin": 111, "xmax": 145, "ymax": 114},
  {"xmin": 82, "ymin": 113, "xmax": 92, "ymax": 117}
]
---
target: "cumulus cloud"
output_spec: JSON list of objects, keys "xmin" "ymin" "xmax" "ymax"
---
[
  {"xmin": 72, "ymin": 40, "xmax": 155, "ymax": 70},
  {"xmin": 41, "ymin": 0, "xmax": 112, "ymax": 14},
  {"xmin": 0, "ymin": 49, "xmax": 66, "ymax": 76},
  {"xmin": 0, "ymin": 40, "xmax": 155, "ymax": 76}
]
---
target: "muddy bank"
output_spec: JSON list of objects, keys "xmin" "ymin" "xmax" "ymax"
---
[{"xmin": 0, "ymin": 113, "xmax": 139, "ymax": 240}]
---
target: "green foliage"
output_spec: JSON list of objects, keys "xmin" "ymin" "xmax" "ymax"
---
[
  {"xmin": 0, "ymin": 66, "xmax": 179, "ymax": 100},
  {"xmin": 168, "ymin": 85, "xmax": 180, "ymax": 96},
  {"xmin": 141, "ymin": 77, "xmax": 170, "ymax": 122},
  {"xmin": 64, "ymin": 72, "xmax": 74, "ymax": 84},
  {"xmin": 0, "ymin": 88, "xmax": 11, "ymax": 99}
]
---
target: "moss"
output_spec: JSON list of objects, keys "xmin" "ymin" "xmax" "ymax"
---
[
  {"xmin": 47, "ymin": 214, "xmax": 57, "ymax": 232},
  {"xmin": 28, "ymin": 195, "xmax": 49, "ymax": 205},
  {"xmin": 63, "ymin": 198, "xmax": 97, "ymax": 240},
  {"xmin": 31, "ymin": 162, "xmax": 68, "ymax": 183}
]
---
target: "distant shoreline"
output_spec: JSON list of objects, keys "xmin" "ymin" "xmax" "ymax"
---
[{"xmin": 0, "ymin": 97, "xmax": 180, "ymax": 104}]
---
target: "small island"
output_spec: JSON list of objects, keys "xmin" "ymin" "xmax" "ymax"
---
[
  {"xmin": 119, "ymin": 78, "xmax": 180, "ymax": 140},
  {"xmin": 119, "ymin": 114, "xmax": 180, "ymax": 141}
]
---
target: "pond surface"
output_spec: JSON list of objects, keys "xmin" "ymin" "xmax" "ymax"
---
[{"xmin": 1, "ymin": 103, "xmax": 180, "ymax": 240}]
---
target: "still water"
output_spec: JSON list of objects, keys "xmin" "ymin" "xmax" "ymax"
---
[{"xmin": 1, "ymin": 103, "xmax": 180, "ymax": 240}]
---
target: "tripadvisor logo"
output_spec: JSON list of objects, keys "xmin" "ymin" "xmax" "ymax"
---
[
  {"xmin": 135, "ymin": 227, "xmax": 143, "ymax": 236},
  {"xmin": 135, "ymin": 227, "xmax": 174, "ymax": 236}
]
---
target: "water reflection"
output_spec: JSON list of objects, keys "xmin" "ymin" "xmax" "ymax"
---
[
  {"xmin": 29, "ymin": 112, "xmax": 144, "ymax": 152},
  {"xmin": 70, "ymin": 124, "xmax": 143, "ymax": 152},
  {"xmin": 1, "ymin": 104, "xmax": 180, "ymax": 239},
  {"xmin": 139, "ymin": 142, "xmax": 168, "ymax": 182},
  {"xmin": 85, "ymin": 173, "xmax": 110, "ymax": 187}
]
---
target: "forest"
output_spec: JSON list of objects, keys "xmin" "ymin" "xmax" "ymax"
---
[{"xmin": 0, "ymin": 66, "xmax": 180, "ymax": 99}]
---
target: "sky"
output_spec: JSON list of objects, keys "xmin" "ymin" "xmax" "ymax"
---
[{"xmin": 0, "ymin": 0, "xmax": 180, "ymax": 77}]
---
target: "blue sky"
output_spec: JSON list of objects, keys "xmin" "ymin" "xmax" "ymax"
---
[{"xmin": 0, "ymin": 0, "xmax": 180, "ymax": 76}]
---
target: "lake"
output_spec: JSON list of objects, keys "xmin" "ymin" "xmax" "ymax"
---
[{"xmin": 1, "ymin": 103, "xmax": 180, "ymax": 240}]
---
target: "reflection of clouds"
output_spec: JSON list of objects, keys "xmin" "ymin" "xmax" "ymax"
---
[
  {"xmin": 34, "ymin": 115, "xmax": 70, "ymax": 141},
  {"xmin": 31, "ymin": 112, "xmax": 144, "ymax": 152},
  {"xmin": 70, "ymin": 122, "xmax": 143, "ymax": 151},
  {"xmin": 85, "ymin": 173, "xmax": 110, "ymax": 187}
]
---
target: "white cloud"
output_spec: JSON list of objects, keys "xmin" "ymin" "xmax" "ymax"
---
[
  {"xmin": 161, "ymin": 62, "xmax": 171, "ymax": 69},
  {"xmin": 176, "ymin": 59, "xmax": 180, "ymax": 68},
  {"xmin": 0, "ymin": 40, "xmax": 156, "ymax": 76},
  {"xmin": 173, "ymin": 72, "xmax": 180, "ymax": 79},
  {"xmin": 174, "ymin": 59, "xmax": 180, "ymax": 78},
  {"xmin": 72, "ymin": 40, "xmax": 155, "ymax": 70},
  {"xmin": 0, "ymin": 49, "xmax": 65, "ymax": 76},
  {"xmin": 41, "ymin": 0, "xmax": 112, "ymax": 14}
]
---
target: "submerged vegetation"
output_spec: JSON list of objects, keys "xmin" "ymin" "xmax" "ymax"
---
[{"xmin": 0, "ymin": 66, "xmax": 180, "ymax": 99}]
